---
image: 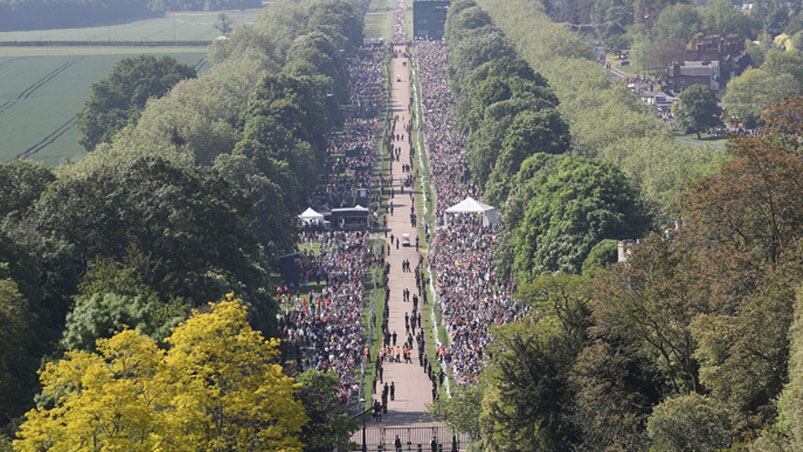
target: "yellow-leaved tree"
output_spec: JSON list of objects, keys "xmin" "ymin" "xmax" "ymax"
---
[{"xmin": 14, "ymin": 295, "xmax": 307, "ymax": 451}]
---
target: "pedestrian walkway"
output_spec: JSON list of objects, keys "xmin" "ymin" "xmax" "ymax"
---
[{"xmin": 375, "ymin": 39, "xmax": 435, "ymax": 425}]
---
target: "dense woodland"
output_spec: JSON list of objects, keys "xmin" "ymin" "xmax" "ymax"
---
[
  {"xmin": 0, "ymin": 0, "xmax": 801, "ymax": 449},
  {"xmin": 434, "ymin": 1, "xmax": 803, "ymax": 450},
  {"xmin": 0, "ymin": 0, "xmax": 366, "ymax": 448},
  {"xmin": 0, "ymin": 0, "xmax": 261, "ymax": 32},
  {"xmin": 473, "ymin": 0, "xmax": 726, "ymax": 219}
]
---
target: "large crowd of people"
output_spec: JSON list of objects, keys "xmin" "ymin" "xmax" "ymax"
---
[
  {"xmin": 416, "ymin": 39, "xmax": 526, "ymax": 384},
  {"xmin": 278, "ymin": 44, "xmax": 388, "ymax": 403},
  {"xmin": 278, "ymin": 232, "xmax": 371, "ymax": 401},
  {"xmin": 322, "ymin": 44, "xmax": 386, "ymax": 210}
]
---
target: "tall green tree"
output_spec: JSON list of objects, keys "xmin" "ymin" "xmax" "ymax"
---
[
  {"xmin": 0, "ymin": 161, "xmax": 55, "ymax": 222},
  {"xmin": 591, "ymin": 235, "xmax": 707, "ymax": 394},
  {"xmin": 702, "ymin": 0, "xmax": 757, "ymax": 38},
  {"xmin": 0, "ymin": 277, "xmax": 37, "ymax": 428},
  {"xmin": 77, "ymin": 55, "xmax": 196, "ymax": 151},
  {"xmin": 484, "ymin": 108, "xmax": 570, "ymax": 205},
  {"xmin": 724, "ymin": 68, "xmax": 799, "ymax": 126},
  {"xmin": 674, "ymin": 84, "xmax": 721, "ymax": 139},
  {"xmin": 776, "ymin": 286, "xmax": 803, "ymax": 450},
  {"xmin": 762, "ymin": 48, "xmax": 803, "ymax": 86},
  {"xmin": 296, "ymin": 371, "xmax": 358, "ymax": 452},
  {"xmin": 647, "ymin": 393, "xmax": 734, "ymax": 451},
  {"xmin": 510, "ymin": 156, "xmax": 650, "ymax": 283},
  {"xmin": 479, "ymin": 321, "xmax": 580, "ymax": 451},
  {"xmin": 16, "ymin": 157, "xmax": 272, "ymax": 330}
]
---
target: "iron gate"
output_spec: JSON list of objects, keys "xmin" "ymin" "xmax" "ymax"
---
[{"xmin": 351, "ymin": 424, "xmax": 471, "ymax": 451}]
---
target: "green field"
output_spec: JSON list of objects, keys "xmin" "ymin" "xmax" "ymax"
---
[
  {"xmin": 0, "ymin": 52, "xmax": 205, "ymax": 165},
  {"xmin": 364, "ymin": 0, "xmax": 395, "ymax": 41},
  {"xmin": 0, "ymin": 10, "xmax": 260, "ymax": 42},
  {"xmin": 0, "ymin": 9, "xmax": 261, "ymax": 165},
  {"xmin": 673, "ymin": 132, "xmax": 728, "ymax": 151}
]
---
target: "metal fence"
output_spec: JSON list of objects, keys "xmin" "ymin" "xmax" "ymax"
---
[{"xmin": 351, "ymin": 425, "xmax": 471, "ymax": 451}]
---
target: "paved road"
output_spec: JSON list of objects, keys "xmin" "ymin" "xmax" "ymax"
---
[{"xmin": 373, "ymin": 41, "xmax": 435, "ymax": 425}]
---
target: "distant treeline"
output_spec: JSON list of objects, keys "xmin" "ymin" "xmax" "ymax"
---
[
  {"xmin": 0, "ymin": 40, "xmax": 211, "ymax": 46},
  {"xmin": 0, "ymin": 0, "xmax": 261, "ymax": 32}
]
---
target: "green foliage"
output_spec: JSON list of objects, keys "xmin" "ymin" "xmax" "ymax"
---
[
  {"xmin": 296, "ymin": 371, "xmax": 359, "ymax": 452},
  {"xmin": 647, "ymin": 393, "xmax": 734, "ymax": 451},
  {"xmin": 475, "ymin": 0, "xmax": 722, "ymax": 217},
  {"xmin": 0, "ymin": 161, "xmax": 55, "ymax": 222},
  {"xmin": 653, "ymin": 3, "xmax": 702, "ymax": 42},
  {"xmin": 476, "ymin": 276, "xmax": 593, "ymax": 450},
  {"xmin": 580, "ymin": 238, "xmax": 617, "ymax": 275},
  {"xmin": 724, "ymin": 68, "xmax": 800, "ymax": 126},
  {"xmin": 77, "ymin": 55, "xmax": 196, "ymax": 151},
  {"xmin": 469, "ymin": 100, "xmax": 802, "ymax": 449},
  {"xmin": 777, "ymin": 286, "xmax": 803, "ymax": 450},
  {"xmin": 674, "ymin": 84, "xmax": 722, "ymax": 138},
  {"xmin": 479, "ymin": 320, "xmax": 580, "ymax": 451},
  {"xmin": 0, "ymin": 278, "xmax": 37, "ymax": 428},
  {"xmin": 14, "ymin": 299, "xmax": 308, "ymax": 451},
  {"xmin": 690, "ymin": 274, "xmax": 798, "ymax": 432},
  {"xmin": 702, "ymin": 0, "xmax": 757, "ymax": 38},
  {"xmin": 61, "ymin": 292, "xmax": 186, "ymax": 352},
  {"xmin": 592, "ymin": 235, "xmax": 708, "ymax": 394},
  {"xmin": 484, "ymin": 108, "xmax": 570, "ymax": 205},
  {"xmin": 432, "ymin": 384, "xmax": 484, "ymax": 439},
  {"xmin": 510, "ymin": 155, "xmax": 649, "ymax": 283},
  {"xmin": 571, "ymin": 336, "xmax": 657, "ymax": 450},
  {"xmin": 17, "ymin": 156, "xmax": 271, "ymax": 328},
  {"xmin": 763, "ymin": 47, "xmax": 803, "ymax": 86},
  {"xmin": 61, "ymin": 259, "xmax": 188, "ymax": 351},
  {"xmin": 0, "ymin": 435, "xmax": 11, "ymax": 452}
]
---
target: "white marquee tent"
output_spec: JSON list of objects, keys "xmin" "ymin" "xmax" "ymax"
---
[
  {"xmin": 298, "ymin": 207, "xmax": 325, "ymax": 225},
  {"xmin": 444, "ymin": 197, "xmax": 500, "ymax": 227}
]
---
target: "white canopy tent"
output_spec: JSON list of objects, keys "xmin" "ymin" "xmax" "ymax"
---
[
  {"xmin": 298, "ymin": 207, "xmax": 325, "ymax": 225},
  {"xmin": 444, "ymin": 197, "xmax": 500, "ymax": 227}
]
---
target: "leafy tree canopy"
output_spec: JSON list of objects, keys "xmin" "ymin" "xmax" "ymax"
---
[
  {"xmin": 14, "ymin": 297, "xmax": 308, "ymax": 451},
  {"xmin": 0, "ymin": 278, "xmax": 37, "ymax": 428},
  {"xmin": 0, "ymin": 160, "xmax": 55, "ymax": 222},
  {"xmin": 647, "ymin": 394, "xmax": 733, "ymax": 452},
  {"xmin": 484, "ymin": 108, "xmax": 570, "ymax": 205},
  {"xmin": 16, "ymin": 156, "xmax": 272, "ymax": 330},
  {"xmin": 77, "ymin": 55, "xmax": 196, "ymax": 151},
  {"xmin": 510, "ymin": 155, "xmax": 650, "ymax": 283},
  {"xmin": 724, "ymin": 68, "xmax": 800, "ymax": 126},
  {"xmin": 580, "ymin": 238, "xmax": 618, "ymax": 275},
  {"xmin": 674, "ymin": 84, "xmax": 722, "ymax": 139},
  {"xmin": 296, "ymin": 371, "xmax": 358, "ymax": 452}
]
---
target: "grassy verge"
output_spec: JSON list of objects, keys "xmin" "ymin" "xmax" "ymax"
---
[
  {"xmin": 605, "ymin": 53, "xmax": 638, "ymax": 77},
  {"xmin": 408, "ymin": 45, "xmax": 455, "ymax": 397},
  {"xmin": 359, "ymin": 238, "xmax": 387, "ymax": 410},
  {"xmin": 358, "ymin": 43, "xmax": 393, "ymax": 410},
  {"xmin": 673, "ymin": 131, "xmax": 728, "ymax": 151},
  {"xmin": 364, "ymin": 0, "xmax": 396, "ymax": 41}
]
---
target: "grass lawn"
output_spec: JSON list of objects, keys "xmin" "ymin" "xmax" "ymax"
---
[
  {"xmin": 409, "ymin": 46, "xmax": 455, "ymax": 398},
  {"xmin": 0, "ymin": 10, "xmax": 260, "ymax": 42},
  {"xmin": 0, "ymin": 52, "xmax": 205, "ymax": 165},
  {"xmin": 359, "ymin": 239, "xmax": 387, "ymax": 410},
  {"xmin": 606, "ymin": 53, "xmax": 638, "ymax": 77},
  {"xmin": 673, "ymin": 132, "xmax": 728, "ymax": 151},
  {"xmin": 359, "ymin": 46, "xmax": 392, "ymax": 409},
  {"xmin": 365, "ymin": 0, "xmax": 396, "ymax": 41},
  {"xmin": 0, "ymin": 46, "xmax": 207, "ymax": 57},
  {"xmin": 364, "ymin": 11, "xmax": 393, "ymax": 41}
]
